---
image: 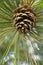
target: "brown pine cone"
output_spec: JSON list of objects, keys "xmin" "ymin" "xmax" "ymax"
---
[{"xmin": 13, "ymin": 4, "xmax": 36, "ymax": 33}]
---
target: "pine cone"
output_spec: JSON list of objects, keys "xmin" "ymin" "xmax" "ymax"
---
[{"xmin": 13, "ymin": 4, "xmax": 36, "ymax": 33}]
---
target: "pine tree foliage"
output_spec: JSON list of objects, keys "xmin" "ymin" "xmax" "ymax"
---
[{"xmin": 0, "ymin": 0, "xmax": 43, "ymax": 65}]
